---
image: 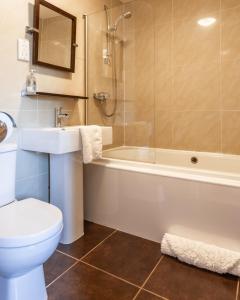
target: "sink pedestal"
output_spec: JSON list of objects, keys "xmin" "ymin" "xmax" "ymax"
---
[{"xmin": 50, "ymin": 152, "xmax": 84, "ymax": 244}]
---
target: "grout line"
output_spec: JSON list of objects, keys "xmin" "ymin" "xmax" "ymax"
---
[
  {"xmin": 47, "ymin": 229, "xmax": 118, "ymax": 288},
  {"xmin": 15, "ymin": 172, "xmax": 49, "ymax": 183},
  {"xmin": 141, "ymin": 255, "xmax": 165, "ymax": 288},
  {"xmin": 46, "ymin": 261, "xmax": 79, "ymax": 289},
  {"xmin": 132, "ymin": 255, "xmax": 165, "ymax": 300},
  {"xmin": 56, "ymin": 229, "xmax": 118, "ymax": 262},
  {"xmin": 236, "ymin": 280, "xmax": 239, "ymax": 300},
  {"xmin": 171, "ymin": 0, "xmax": 174, "ymax": 149},
  {"xmin": 81, "ymin": 260, "xmax": 141, "ymax": 289},
  {"xmin": 221, "ymin": 3, "xmax": 240, "ymax": 12},
  {"xmin": 219, "ymin": 0, "xmax": 223, "ymax": 153},
  {"xmin": 56, "ymin": 249, "xmax": 80, "ymax": 261},
  {"xmin": 142, "ymin": 289, "xmax": 169, "ymax": 300},
  {"xmin": 80, "ymin": 229, "xmax": 118, "ymax": 260}
]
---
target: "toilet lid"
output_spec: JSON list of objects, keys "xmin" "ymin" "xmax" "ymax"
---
[{"xmin": 0, "ymin": 198, "xmax": 63, "ymax": 248}]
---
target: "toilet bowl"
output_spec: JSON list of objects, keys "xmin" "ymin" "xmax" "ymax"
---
[{"xmin": 0, "ymin": 143, "xmax": 63, "ymax": 300}]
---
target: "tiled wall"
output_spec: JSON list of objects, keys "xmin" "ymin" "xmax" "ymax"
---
[
  {"xmin": 122, "ymin": 0, "xmax": 240, "ymax": 154},
  {"xmin": 0, "ymin": 0, "xmax": 113, "ymax": 201}
]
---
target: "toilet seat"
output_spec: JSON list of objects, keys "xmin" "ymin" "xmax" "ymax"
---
[{"xmin": 0, "ymin": 198, "xmax": 63, "ymax": 248}]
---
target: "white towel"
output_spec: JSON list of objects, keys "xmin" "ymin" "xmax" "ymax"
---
[
  {"xmin": 79, "ymin": 125, "xmax": 102, "ymax": 164},
  {"xmin": 161, "ymin": 233, "xmax": 240, "ymax": 276}
]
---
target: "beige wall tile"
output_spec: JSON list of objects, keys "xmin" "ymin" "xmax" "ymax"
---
[
  {"xmin": 135, "ymin": 28, "xmax": 154, "ymax": 70},
  {"xmin": 222, "ymin": 111, "xmax": 240, "ymax": 154},
  {"xmin": 155, "ymin": 66, "xmax": 172, "ymax": 110},
  {"xmin": 134, "ymin": 27, "xmax": 154, "ymax": 122},
  {"xmin": 154, "ymin": 110, "xmax": 173, "ymax": 148},
  {"xmin": 173, "ymin": 14, "xmax": 220, "ymax": 66},
  {"xmin": 221, "ymin": 59, "xmax": 240, "ymax": 109},
  {"xmin": 124, "ymin": 70, "xmax": 136, "ymax": 101},
  {"xmin": 87, "ymin": 98, "xmax": 103, "ymax": 125},
  {"xmin": 135, "ymin": 70, "xmax": 154, "ymax": 111},
  {"xmin": 125, "ymin": 121, "xmax": 154, "ymax": 147},
  {"xmin": 135, "ymin": 78, "xmax": 154, "ymax": 122},
  {"xmin": 173, "ymin": 62, "xmax": 220, "ymax": 110},
  {"xmin": 128, "ymin": 0, "xmax": 154, "ymax": 32},
  {"xmin": 173, "ymin": 0, "xmax": 220, "ymax": 20},
  {"xmin": 69, "ymin": 101, "xmax": 85, "ymax": 125},
  {"xmin": 173, "ymin": 111, "xmax": 220, "ymax": 152},
  {"xmin": 151, "ymin": 0, "xmax": 172, "ymax": 26},
  {"xmin": 112, "ymin": 125, "xmax": 124, "ymax": 147},
  {"xmin": 221, "ymin": 0, "xmax": 240, "ymax": 10},
  {"xmin": 222, "ymin": 6, "xmax": 240, "ymax": 62},
  {"xmin": 155, "ymin": 22, "xmax": 172, "ymax": 67}
]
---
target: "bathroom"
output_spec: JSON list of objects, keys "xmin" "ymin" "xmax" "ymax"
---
[{"xmin": 0, "ymin": 0, "xmax": 240, "ymax": 299}]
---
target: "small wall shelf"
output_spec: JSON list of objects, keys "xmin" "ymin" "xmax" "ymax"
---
[{"xmin": 22, "ymin": 90, "xmax": 88, "ymax": 100}]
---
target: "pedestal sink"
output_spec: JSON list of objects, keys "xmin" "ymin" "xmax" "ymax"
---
[{"xmin": 19, "ymin": 126, "xmax": 112, "ymax": 244}]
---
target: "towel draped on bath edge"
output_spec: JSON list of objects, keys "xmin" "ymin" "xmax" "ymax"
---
[{"xmin": 79, "ymin": 125, "xmax": 102, "ymax": 164}]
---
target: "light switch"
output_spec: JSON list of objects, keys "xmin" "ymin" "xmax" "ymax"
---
[{"xmin": 17, "ymin": 38, "xmax": 30, "ymax": 62}]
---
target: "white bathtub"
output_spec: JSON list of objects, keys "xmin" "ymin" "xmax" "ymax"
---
[{"xmin": 84, "ymin": 146, "xmax": 240, "ymax": 252}]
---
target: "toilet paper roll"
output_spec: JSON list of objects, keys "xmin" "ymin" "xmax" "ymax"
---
[{"xmin": 0, "ymin": 112, "xmax": 14, "ymax": 143}]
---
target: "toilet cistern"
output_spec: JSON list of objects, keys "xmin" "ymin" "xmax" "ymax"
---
[{"xmin": 55, "ymin": 107, "xmax": 69, "ymax": 127}]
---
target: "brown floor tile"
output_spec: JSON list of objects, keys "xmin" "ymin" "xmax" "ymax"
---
[
  {"xmin": 83, "ymin": 231, "xmax": 161, "ymax": 286},
  {"xmin": 44, "ymin": 251, "xmax": 77, "ymax": 286},
  {"xmin": 58, "ymin": 221, "xmax": 115, "ymax": 259},
  {"xmin": 47, "ymin": 262, "xmax": 138, "ymax": 300},
  {"xmin": 145, "ymin": 256, "xmax": 238, "ymax": 300},
  {"xmin": 136, "ymin": 290, "xmax": 163, "ymax": 300}
]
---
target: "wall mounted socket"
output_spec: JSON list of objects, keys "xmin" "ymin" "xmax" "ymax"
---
[{"xmin": 17, "ymin": 38, "xmax": 30, "ymax": 62}]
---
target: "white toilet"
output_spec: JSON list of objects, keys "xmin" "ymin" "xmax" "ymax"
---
[{"xmin": 0, "ymin": 143, "xmax": 63, "ymax": 300}]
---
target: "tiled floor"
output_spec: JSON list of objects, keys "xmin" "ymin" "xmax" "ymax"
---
[{"xmin": 44, "ymin": 221, "xmax": 239, "ymax": 300}]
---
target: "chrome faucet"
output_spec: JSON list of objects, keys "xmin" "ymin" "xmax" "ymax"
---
[{"xmin": 55, "ymin": 107, "xmax": 69, "ymax": 128}]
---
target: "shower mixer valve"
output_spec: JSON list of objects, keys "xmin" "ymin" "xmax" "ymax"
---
[{"xmin": 93, "ymin": 92, "xmax": 110, "ymax": 103}]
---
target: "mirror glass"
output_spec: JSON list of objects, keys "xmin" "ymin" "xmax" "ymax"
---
[
  {"xmin": 33, "ymin": 1, "xmax": 77, "ymax": 72},
  {"xmin": 39, "ymin": 5, "xmax": 72, "ymax": 68}
]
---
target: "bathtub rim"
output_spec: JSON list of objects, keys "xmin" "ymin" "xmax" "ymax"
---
[
  {"xmin": 92, "ymin": 147, "xmax": 240, "ymax": 188},
  {"xmin": 103, "ymin": 146, "xmax": 240, "ymax": 160}
]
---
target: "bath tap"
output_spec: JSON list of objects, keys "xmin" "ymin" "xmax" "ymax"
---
[{"xmin": 55, "ymin": 107, "xmax": 69, "ymax": 128}]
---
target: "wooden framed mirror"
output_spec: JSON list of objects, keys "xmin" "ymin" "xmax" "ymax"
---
[{"xmin": 33, "ymin": 0, "xmax": 77, "ymax": 72}]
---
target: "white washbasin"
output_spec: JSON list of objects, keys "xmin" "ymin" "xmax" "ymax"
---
[{"xmin": 20, "ymin": 126, "xmax": 112, "ymax": 154}]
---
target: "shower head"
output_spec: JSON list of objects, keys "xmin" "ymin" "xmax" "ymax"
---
[{"xmin": 108, "ymin": 11, "xmax": 132, "ymax": 32}]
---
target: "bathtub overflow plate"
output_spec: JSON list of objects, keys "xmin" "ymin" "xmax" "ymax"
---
[{"xmin": 191, "ymin": 156, "xmax": 198, "ymax": 164}]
